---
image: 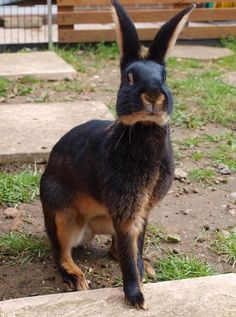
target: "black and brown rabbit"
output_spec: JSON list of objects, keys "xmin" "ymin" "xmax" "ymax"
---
[{"xmin": 40, "ymin": 0, "xmax": 195, "ymax": 310}]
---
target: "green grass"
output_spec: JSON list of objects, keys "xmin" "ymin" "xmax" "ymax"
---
[
  {"xmin": 0, "ymin": 231, "xmax": 50, "ymax": 267},
  {"xmin": 169, "ymin": 70, "xmax": 236, "ymax": 128},
  {"xmin": 0, "ymin": 76, "xmax": 10, "ymax": 97},
  {"xmin": 211, "ymin": 229, "xmax": 236, "ymax": 266},
  {"xmin": 152, "ymin": 255, "xmax": 215, "ymax": 281},
  {"xmin": 188, "ymin": 168, "xmax": 216, "ymax": 184},
  {"xmin": 0, "ymin": 170, "xmax": 40, "ymax": 206},
  {"xmin": 192, "ymin": 151, "xmax": 204, "ymax": 161},
  {"xmin": 53, "ymin": 80, "xmax": 95, "ymax": 94}
]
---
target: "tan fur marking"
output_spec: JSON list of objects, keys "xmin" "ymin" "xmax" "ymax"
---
[
  {"xmin": 75, "ymin": 193, "xmax": 108, "ymax": 220},
  {"xmin": 89, "ymin": 215, "xmax": 115, "ymax": 235},
  {"xmin": 166, "ymin": 11, "xmax": 192, "ymax": 58},
  {"xmin": 141, "ymin": 93, "xmax": 166, "ymax": 112},
  {"xmin": 112, "ymin": 7, "xmax": 123, "ymax": 58},
  {"xmin": 139, "ymin": 46, "xmax": 149, "ymax": 59},
  {"xmin": 119, "ymin": 111, "xmax": 169, "ymax": 126},
  {"xmin": 55, "ymin": 212, "xmax": 89, "ymax": 290}
]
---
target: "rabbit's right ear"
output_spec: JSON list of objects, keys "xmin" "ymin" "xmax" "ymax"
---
[{"xmin": 111, "ymin": 0, "xmax": 140, "ymax": 68}]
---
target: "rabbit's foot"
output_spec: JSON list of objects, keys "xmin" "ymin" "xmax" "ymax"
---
[
  {"xmin": 143, "ymin": 258, "xmax": 155, "ymax": 278},
  {"xmin": 125, "ymin": 288, "xmax": 147, "ymax": 310},
  {"xmin": 60, "ymin": 259, "xmax": 89, "ymax": 291}
]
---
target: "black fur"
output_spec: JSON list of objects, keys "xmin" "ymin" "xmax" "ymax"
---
[{"xmin": 40, "ymin": 0, "xmax": 195, "ymax": 309}]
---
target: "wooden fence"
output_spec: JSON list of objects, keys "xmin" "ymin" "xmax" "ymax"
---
[{"xmin": 57, "ymin": 0, "xmax": 236, "ymax": 43}]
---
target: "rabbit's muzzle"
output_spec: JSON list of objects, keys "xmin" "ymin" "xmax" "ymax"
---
[{"xmin": 141, "ymin": 92, "xmax": 166, "ymax": 114}]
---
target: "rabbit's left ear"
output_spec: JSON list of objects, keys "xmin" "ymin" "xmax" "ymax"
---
[
  {"xmin": 111, "ymin": 0, "xmax": 140, "ymax": 68},
  {"xmin": 148, "ymin": 3, "xmax": 196, "ymax": 65}
]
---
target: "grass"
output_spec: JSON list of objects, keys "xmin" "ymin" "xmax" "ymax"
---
[
  {"xmin": 0, "ymin": 76, "xmax": 10, "ymax": 97},
  {"xmin": 169, "ymin": 70, "xmax": 236, "ymax": 128},
  {"xmin": 0, "ymin": 231, "xmax": 50, "ymax": 267},
  {"xmin": 152, "ymin": 254, "xmax": 215, "ymax": 281},
  {"xmin": 188, "ymin": 168, "xmax": 216, "ymax": 185},
  {"xmin": 0, "ymin": 169, "xmax": 40, "ymax": 206},
  {"xmin": 211, "ymin": 229, "xmax": 236, "ymax": 266}
]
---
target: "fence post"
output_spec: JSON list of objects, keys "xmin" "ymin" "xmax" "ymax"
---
[{"xmin": 47, "ymin": 0, "xmax": 53, "ymax": 50}]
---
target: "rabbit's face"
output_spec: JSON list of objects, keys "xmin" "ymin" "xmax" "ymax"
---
[
  {"xmin": 112, "ymin": 0, "xmax": 195, "ymax": 126},
  {"xmin": 117, "ymin": 60, "xmax": 172, "ymax": 126}
]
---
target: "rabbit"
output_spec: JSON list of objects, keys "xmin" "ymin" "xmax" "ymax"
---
[{"xmin": 40, "ymin": 0, "xmax": 196, "ymax": 310}]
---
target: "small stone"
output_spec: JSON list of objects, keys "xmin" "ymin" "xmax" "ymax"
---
[
  {"xmin": 217, "ymin": 163, "xmax": 231, "ymax": 175},
  {"xmin": 174, "ymin": 168, "xmax": 187, "ymax": 180},
  {"xmin": 3, "ymin": 207, "xmax": 18, "ymax": 219},
  {"xmin": 229, "ymin": 192, "xmax": 236, "ymax": 200},
  {"xmin": 183, "ymin": 187, "xmax": 190, "ymax": 194},
  {"xmin": 196, "ymin": 236, "xmax": 206, "ymax": 243},
  {"xmin": 203, "ymin": 224, "xmax": 210, "ymax": 230},
  {"xmin": 182, "ymin": 209, "xmax": 192, "ymax": 215},
  {"xmin": 228, "ymin": 209, "xmax": 236, "ymax": 216},
  {"xmin": 214, "ymin": 180, "xmax": 220, "ymax": 184},
  {"xmin": 192, "ymin": 188, "xmax": 199, "ymax": 193},
  {"xmin": 221, "ymin": 204, "xmax": 228, "ymax": 210},
  {"xmin": 221, "ymin": 230, "xmax": 231, "ymax": 238},
  {"xmin": 211, "ymin": 187, "xmax": 217, "ymax": 191},
  {"xmin": 173, "ymin": 248, "xmax": 179, "ymax": 254},
  {"xmin": 167, "ymin": 234, "xmax": 181, "ymax": 243}
]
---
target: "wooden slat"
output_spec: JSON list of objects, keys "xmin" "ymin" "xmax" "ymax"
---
[
  {"xmin": 57, "ymin": 8, "xmax": 236, "ymax": 25},
  {"xmin": 57, "ymin": 0, "xmax": 209, "ymax": 6},
  {"xmin": 59, "ymin": 25, "xmax": 236, "ymax": 43}
]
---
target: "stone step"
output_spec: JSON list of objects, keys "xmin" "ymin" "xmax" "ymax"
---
[
  {"xmin": 0, "ymin": 52, "xmax": 77, "ymax": 81},
  {"xmin": 0, "ymin": 101, "xmax": 113, "ymax": 164},
  {"xmin": 0, "ymin": 274, "xmax": 235, "ymax": 317}
]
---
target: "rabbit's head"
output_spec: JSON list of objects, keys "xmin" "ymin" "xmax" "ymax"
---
[{"xmin": 112, "ymin": 0, "xmax": 195, "ymax": 126}]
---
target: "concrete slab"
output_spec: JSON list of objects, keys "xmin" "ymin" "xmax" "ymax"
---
[
  {"xmin": 0, "ymin": 274, "xmax": 236, "ymax": 317},
  {"xmin": 223, "ymin": 72, "xmax": 236, "ymax": 88},
  {"xmin": 171, "ymin": 45, "xmax": 232, "ymax": 60},
  {"xmin": 0, "ymin": 101, "xmax": 113, "ymax": 164},
  {"xmin": 0, "ymin": 52, "xmax": 76, "ymax": 80}
]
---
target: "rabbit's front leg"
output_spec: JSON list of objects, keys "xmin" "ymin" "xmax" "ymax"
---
[{"xmin": 116, "ymin": 225, "xmax": 146, "ymax": 310}]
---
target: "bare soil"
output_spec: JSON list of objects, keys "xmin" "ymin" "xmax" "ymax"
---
[{"xmin": 0, "ymin": 57, "xmax": 236, "ymax": 301}]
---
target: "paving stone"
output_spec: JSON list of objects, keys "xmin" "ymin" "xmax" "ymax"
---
[
  {"xmin": 0, "ymin": 52, "xmax": 77, "ymax": 80},
  {"xmin": 223, "ymin": 72, "xmax": 236, "ymax": 88},
  {"xmin": 0, "ymin": 274, "xmax": 235, "ymax": 317},
  {"xmin": 0, "ymin": 101, "xmax": 113, "ymax": 163},
  {"xmin": 172, "ymin": 45, "xmax": 232, "ymax": 60}
]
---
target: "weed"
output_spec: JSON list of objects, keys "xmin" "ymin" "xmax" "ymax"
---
[
  {"xmin": 0, "ymin": 231, "xmax": 50, "ymax": 267},
  {"xmin": 0, "ymin": 170, "xmax": 40, "ymax": 206},
  {"xmin": 211, "ymin": 228, "xmax": 236, "ymax": 266},
  {"xmin": 188, "ymin": 168, "xmax": 216, "ymax": 184},
  {"xmin": 152, "ymin": 254, "xmax": 215, "ymax": 281},
  {"xmin": 0, "ymin": 76, "xmax": 9, "ymax": 97},
  {"xmin": 192, "ymin": 151, "xmax": 204, "ymax": 161}
]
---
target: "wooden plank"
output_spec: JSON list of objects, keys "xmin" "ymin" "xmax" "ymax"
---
[
  {"xmin": 57, "ymin": 0, "xmax": 209, "ymax": 6},
  {"xmin": 57, "ymin": 8, "xmax": 236, "ymax": 25},
  {"xmin": 58, "ymin": 25, "xmax": 236, "ymax": 43}
]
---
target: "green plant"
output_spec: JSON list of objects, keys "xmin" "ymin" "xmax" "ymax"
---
[
  {"xmin": 188, "ymin": 168, "xmax": 216, "ymax": 184},
  {"xmin": 0, "ymin": 231, "xmax": 50, "ymax": 267},
  {"xmin": 0, "ymin": 76, "xmax": 10, "ymax": 97},
  {"xmin": 152, "ymin": 255, "xmax": 215, "ymax": 281},
  {"xmin": 0, "ymin": 170, "xmax": 40, "ymax": 206},
  {"xmin": 211, "ymin": 229, "xmax": 236, "ymax": 266}
]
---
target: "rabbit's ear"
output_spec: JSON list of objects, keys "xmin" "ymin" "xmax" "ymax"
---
[
  {"xmin": 111, "ymin": 0, "xmax": 140, "ymax": 67},
  {"xmin": 148, "ymin": 3, "xmax": 196, "ymax": 65}
]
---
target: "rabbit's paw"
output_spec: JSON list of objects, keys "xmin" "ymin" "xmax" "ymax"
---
[
  {"xmin": 62, "ymin": 269, "xmax": 89, "ymax": 291},
  {"xmin": 125, "ymin": 289, "xmax": 147, "ymax": 310}
]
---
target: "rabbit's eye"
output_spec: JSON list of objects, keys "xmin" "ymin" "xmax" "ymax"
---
[{"xmin": 127, "ymin": 72, "xmax": 134, "ymax": 85}]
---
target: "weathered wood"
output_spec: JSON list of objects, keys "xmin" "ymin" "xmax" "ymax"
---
[
  {"xmin": 57, "ymin": 8, "xmax": 236, "ymax": 25},
  {"xmin": 57, "ymin": 0, "xmax": 210, "ymax": 6},
  {"xmin": 59, "ymin": 25, "xmax": 236, "ymax": 43}
]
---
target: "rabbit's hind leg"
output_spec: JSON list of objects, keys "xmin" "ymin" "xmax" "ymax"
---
[
  {"xmin": 54, "ymin": 209, "xmax": 89, "ymax": 291},
  {"xmin": 109, "ymin": 235, "xmax": 155, "ymax": 280}
]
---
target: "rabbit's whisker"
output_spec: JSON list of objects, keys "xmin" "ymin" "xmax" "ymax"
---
[{"xmin": 114, "ymin": 126, "xmax": 128, "ymax": 150}]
